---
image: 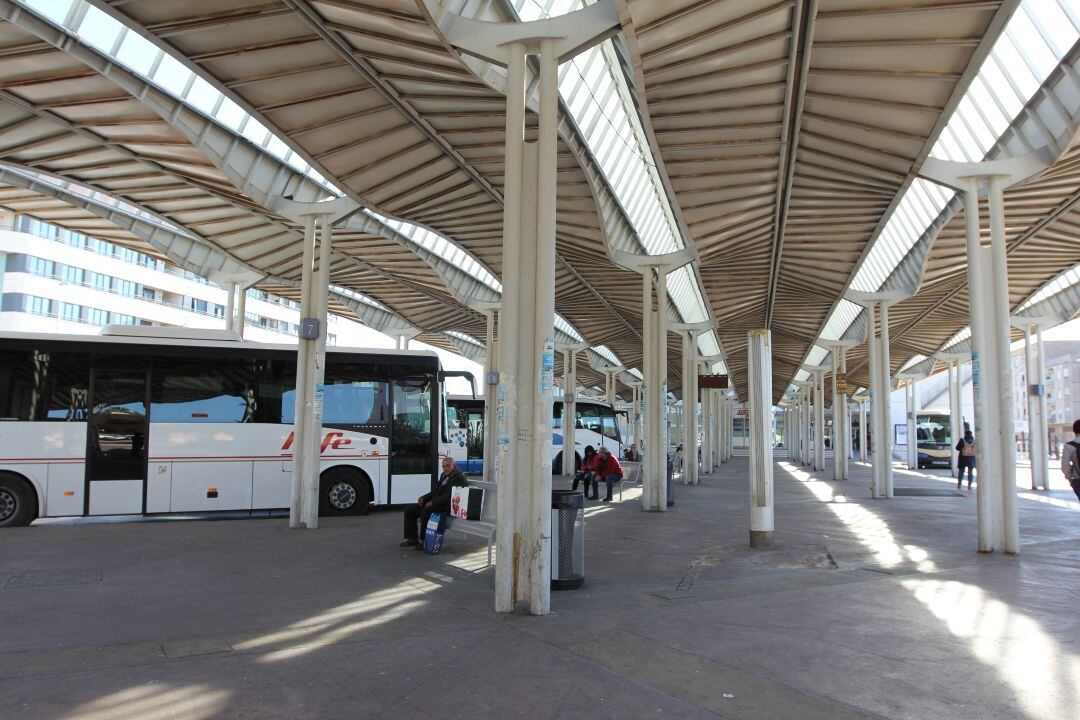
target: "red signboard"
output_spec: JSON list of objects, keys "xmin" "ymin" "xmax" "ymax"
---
[{"xmin": 699, "ymin": 374, "xmax": 728, "ymax": 389}]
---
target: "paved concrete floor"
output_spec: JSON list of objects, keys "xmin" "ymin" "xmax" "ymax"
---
[{"xmin": 1, "ymin": 458, "xmax": 1078, "ymax": 720}]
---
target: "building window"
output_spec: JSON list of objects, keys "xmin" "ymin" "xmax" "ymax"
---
[
  {"xmin": 86, "ymin": 308, "xmax": 108, "ymax": 326},
  {"xmin": 26, "ymin": 257, "xmax": 55, "ymax": 278},
  {"xmin": 61, "ymin": 303, "xmax": 81, "ymax": 322},
  {"xmin": 88, "ymin": 272, "xmax": 110, "ymax": 292},
  {"xmin": 26, "ymin": 296, "xmax": 52, "ymax": 316},
  {"xmin": 115, "ymin": 279, "xmax": 137, "ymax": 297},
  {"xmin": 63, "ymin": 266, "xmax": 84, "ymax": 285},
  {"xmin": 111, "ymin": 314, "xmax": 136, "ymax": 325}
]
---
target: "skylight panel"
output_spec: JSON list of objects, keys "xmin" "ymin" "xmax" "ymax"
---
[
  {"xmin": 1017, "ymin": 265, "xmax": 1080, "ymax": 311},
  {"xmin": 554, "ymin": 313, "xmax": 583, "ymax": 341},
  {"xmin": 151, "ymin": 53, "xmax": 192, "ymax": 98},
  {"xmin": 593, "ymin": 345, "xmax": 621, "ymax": 367},
  {"xmin": 24, "ymin": 0, "xmax": 72, "ymax": 23},
  {"xmin": 77, "ymin": 5, "xmax": 121, "ymax": 53}
]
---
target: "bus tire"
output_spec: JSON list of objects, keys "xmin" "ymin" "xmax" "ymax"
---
[
  {"xmin": 319, "ymin": 467, "xmax": 372, "ymax": 517},
  {"xmin": 0, "ymin": 472, "xmax": 37, "ymax": 528}
]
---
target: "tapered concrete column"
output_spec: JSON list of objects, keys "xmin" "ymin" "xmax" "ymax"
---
[
  {"xmin": 748, "ymin": 330, "xmax": 774, "ymax": 548},
  {"xmin": 923, "ymin": 153, "xmax": 1048, "ymax": 553},
  {"xmin": 269, "ymin": 196, "xmax": 358, "ymax": 531}
]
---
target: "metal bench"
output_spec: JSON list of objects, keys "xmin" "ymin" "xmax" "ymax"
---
[{"xmin": 445, "ymin": 479, "xmax": 497, "ymax": 567}]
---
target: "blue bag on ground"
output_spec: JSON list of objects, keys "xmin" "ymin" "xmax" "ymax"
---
[{"xmin": 423, "ymin": 512, "xmax": 447, "ymax": 555}]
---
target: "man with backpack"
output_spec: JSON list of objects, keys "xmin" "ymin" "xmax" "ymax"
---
[
  {"xmin": 1061, "ymin": 419, "xmax": 1080, "ymax": 501},
  {"xmin": 956, "ymin": 430, "xmax": 976, "ymax": 490}
]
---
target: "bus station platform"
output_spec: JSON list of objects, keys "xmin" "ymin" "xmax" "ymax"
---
[{"xmin": 1, "ymin": 458, "xmax": 1077, "ymax": 720}]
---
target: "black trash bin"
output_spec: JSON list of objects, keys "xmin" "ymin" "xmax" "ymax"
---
[{"xmin": 551, "ymin": 490, "xmax": 585, "ymax": 590}]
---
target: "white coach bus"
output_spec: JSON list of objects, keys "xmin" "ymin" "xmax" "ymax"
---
[
  {"xmin": 444, "ymin": 395, "xmax": 623, "ymax": 475},
  {"xmin": 0, "ymin": 329, "xmax": 447, "ymax": 527}
]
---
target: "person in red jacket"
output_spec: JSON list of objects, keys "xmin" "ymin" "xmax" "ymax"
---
[
  {"xmin": 595, "ymin": 446, "xmax": 623, "ymax": 502},
  {"xmin": 571, "ymin": 445, "xmax": 599, "ymax": 499}
]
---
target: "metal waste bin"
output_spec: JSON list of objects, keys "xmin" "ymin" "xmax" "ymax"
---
[
  {"xmin": 667, "ymin": 457, "xmax": 675, "ymax": 507},
  {"xmin": 551, "ymin": 489, "xmax": 584, "ymax": 590}
]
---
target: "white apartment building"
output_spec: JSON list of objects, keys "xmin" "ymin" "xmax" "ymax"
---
[{"xmin": 2, "ymin": 213, "xmax": 361, "ymax": 345}]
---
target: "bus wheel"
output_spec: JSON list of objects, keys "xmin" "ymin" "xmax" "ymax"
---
[
  {"xmin": 320, "ymin": 468, "xmax": 372, "ymax": 517},
  {"xmin": 0, "ymin": 473, "xmax": 36, "ymax": 528}
]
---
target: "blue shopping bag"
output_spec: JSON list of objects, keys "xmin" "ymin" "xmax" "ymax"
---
[{"xmin": 423, "ymin": 512, "xmax": 447, "ymax": 555}]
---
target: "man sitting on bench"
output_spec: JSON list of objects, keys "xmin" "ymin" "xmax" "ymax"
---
[
  {"xmin": 595, "ymin": 446, "xmax": 624, "ymax": 503},
  {"xmin": 401, "ymin": 457, "xmax": 467, "ymax": 549}
]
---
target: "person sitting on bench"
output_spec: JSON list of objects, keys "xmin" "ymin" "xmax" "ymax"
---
[
  {"xmin": 401, "ymin": 457, "xmax": 467, "ymax": 549},
  {"xmin": 571, "ymin": 445, "xmax": 599, "ymax": 499},
  {"xmin": 595, "ymin": 446, "xmax": 624, "ymax": 503}
]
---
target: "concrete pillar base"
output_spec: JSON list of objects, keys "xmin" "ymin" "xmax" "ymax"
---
[{"xmin": 750, "ymin": 531, "xmax": 774, "ymax": 549}]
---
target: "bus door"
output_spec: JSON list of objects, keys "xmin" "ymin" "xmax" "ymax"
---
[
  {"xmin": 86, "ymin": 368, "xmax": 149, "ymax": 515},
  {"xmin": 389, "ymin": 377, "xmax": 435, "ymax": 504}
]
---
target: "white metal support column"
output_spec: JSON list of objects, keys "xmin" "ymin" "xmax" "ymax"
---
[
  {"xmin": 938, "ymin": 352, "xmax": 968, "ymax": 478},
  {"xmin": 447, "ymin": 6, "xmax": 620, "ymax": 611},
  {"xmin": 616, "ymin": 249, "xmax": 694, "ymax": 511},
  {"xmin": 673, "ymin": 323, "xmax": 711, "ymax": 484},
  {"xmin": 628, "ymin": 381, "xmax": 641, "ymax": 460},
  {"xmin": 821, "ymin": 341, "xmax": 859, "ymax": 480},
  {"xmin": 477, "ymin": 303, "xmax": 501, "ymax": 484},
  {"xmin": 748, "ymin": 330, "xmax": 774, "ymax": 548},
  {"xmin": 804, "ymin": 366, "xmax": 827, "ymax": 472},
  {"xmin": 1035, "ymin": 324, "xmax": 1049, "ymax": 490},
  {"xmin": 857, "ymin": 395, "xmax": 868, "ymax": 464},
  {"xmin": 699, "ymin": 363, "xmax": 711, "ymax": 474},
  {"xmin": 907, "ymin": 380, "xmax": 917, "ymax": 470},
  {"xmin": 896, "ymin": 372, "xmax": 927, "ymax": 471},
  {"xmin": 225, "ymin": 282, "xmax": 237, "ymax": 333},
  {"xmin": 922, "ymin": 153, "xmax": 1048, "ymax": 554},
  {"xmin": 848, "ymin": 291, "xmax": 909, "ymax": 498},
  {"xmin": 790, "ymin": 392, "xmax": 802, "ymax": 465},
  {"xmin": 270, "ymin": 196, "xmax": 358, "ymax": 531},
  {"xmin": 796, "ymin": 381, "xmax": 813, "ymax": 466},
  {"xmin": 1013, "ymin": 317, "xmax": 1052, "ymax": 491},
  {"xmin": 558, "ymin": 342, "xmax": 586, "ymax": 479}
]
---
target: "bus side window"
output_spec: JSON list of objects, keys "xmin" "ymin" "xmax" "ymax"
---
[
  {"xmin": 0, "ymin": 350, "xmax": 88, "ymax": 421},
  {"xmin": 151, "ymin": 356, "xmax": 256, "ymax": 423},
  {"xmin": 600, "ymin": 409, "xmax": 619, "ymax": 441},
  {"xmin": 576, "ymin": 404, "xmax": 599, "ymax": 434}
]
